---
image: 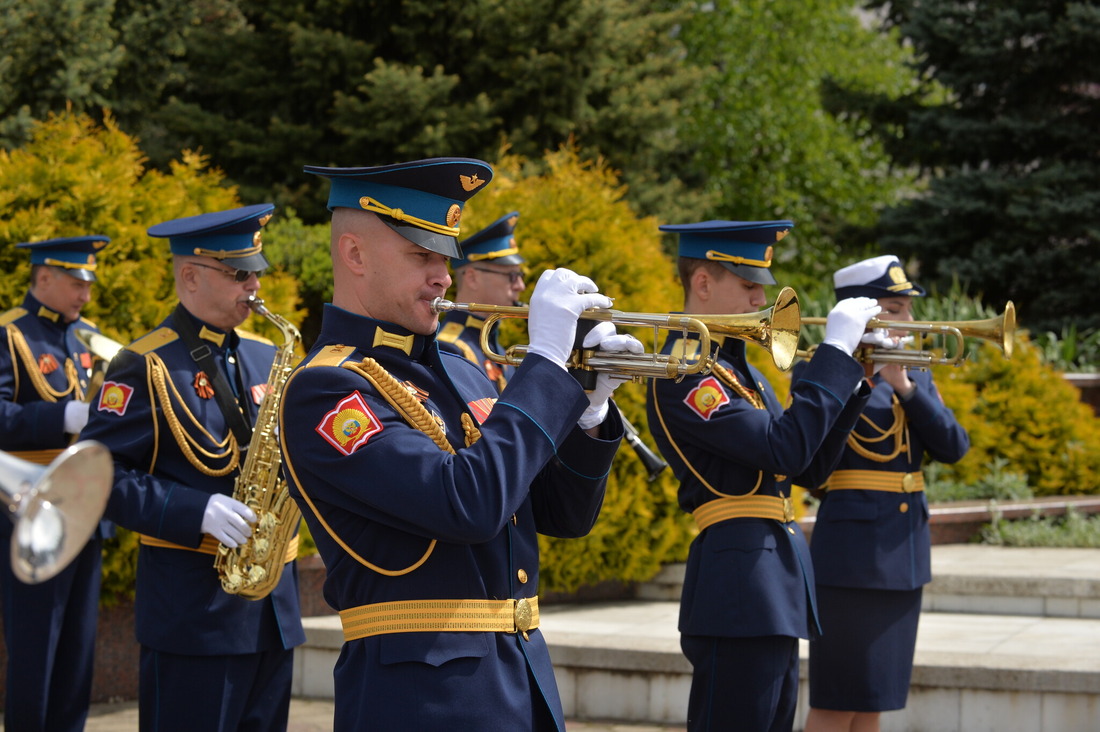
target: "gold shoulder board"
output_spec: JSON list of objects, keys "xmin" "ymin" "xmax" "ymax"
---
[
  {"xmin": 436, "ymin": 322, "xmax": 464, "ymax": 343},
  {"xmin": 127, "ymin": 328, "xmax": 179, "ymax": 355},
  {"xmin": 670, "ymin": 337, "xmax": 702, "ymax": 361},
  {"xmin": 0, "ymin": 308, "xmax": 29, "ymax": 328},
  {"xmin": 437, "ymin": 323, "xmax": 478, "ymax": 363},
  {"xmin": 303, "ymin": 344, "xmax": 357, "ymax": 369}
]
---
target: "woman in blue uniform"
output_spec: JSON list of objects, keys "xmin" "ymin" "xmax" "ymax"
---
[{"xmin": 800, "ymin": 255, "xmax": 970, "ymax": 732}]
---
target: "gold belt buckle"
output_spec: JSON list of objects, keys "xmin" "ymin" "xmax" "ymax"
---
[
  {"xmin": 514, "ymin": 598, "xmax": 532, "ymax": 641},
  {"xmin": 782, "ymin": 495, "xmax": 795, "ymax": 523},
  {"xmin": 901, "ymin": 473, "xmax": 916, "ymax": 493}
]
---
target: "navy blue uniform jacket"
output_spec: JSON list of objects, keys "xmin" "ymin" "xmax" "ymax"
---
[
  {"xmin": 79, "ymin": 308, "xmax": 305, "ymax": 655},
  {"xmin": 646, "ymin": 337, "xmax": 869, "ymax": 640},
  {"xmin": 278, "ymin": 304, "xmax": 621, "ymax": 731},
  {"xmin": 1, "ymin": 293, "xmax": 98, "ymax": 449},
  {"xmin": 795, "ymin": 366, "xmax": 969, "ymax": 591}
]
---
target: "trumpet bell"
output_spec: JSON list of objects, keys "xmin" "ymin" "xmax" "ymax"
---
[
  {"xmin": 683, "ymin": 287, "xmax": 801, "ymax": 372},
  {"xmin": 0, "ymin": 441, "xmax": 113, "ymax": 584}
]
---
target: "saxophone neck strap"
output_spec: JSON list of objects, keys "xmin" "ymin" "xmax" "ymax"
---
[{"xmin": 171, "ymin": 305, "xmax": 252, "ymax": 446}]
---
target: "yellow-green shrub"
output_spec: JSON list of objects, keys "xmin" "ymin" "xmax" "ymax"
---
[{"xmin": 931, "ymin": 339, "xmax": 1100, "ymax": 496}]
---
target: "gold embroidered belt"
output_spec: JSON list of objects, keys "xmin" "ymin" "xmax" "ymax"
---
[
  {"xmin": 828, "ymin": 469, "xmax": 924, "ymax": 493},
  {"xmin": 9, "ymin": 449, "xmax": 64, "ymax": 466},
  {"xmin": 693, "ymin": 494, "xmax": 795, "ymax": 532},
  {"xmin": 339, "ymin": 596, "xmax": 540, "ymax": 642},
  {"xmin": 138, "ymin": 533, "xmax": 300, "ymax": 563}
]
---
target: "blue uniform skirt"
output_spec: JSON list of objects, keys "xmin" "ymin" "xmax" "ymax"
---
[{"xmin": 809, "ymin": 585, "xmax": 923, "ymax": 712}]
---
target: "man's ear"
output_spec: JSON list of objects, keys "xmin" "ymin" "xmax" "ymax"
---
[
  {"xmin": 177, "ymin": 261, "xmax": 201, "ymax": 292},
  {"xmin": 336, "ymin": 232, "xmax": 367, "ymax": 274},
  {"xmin": 691, "ymin": 267, "xmax": 712, "ymax": 302}
]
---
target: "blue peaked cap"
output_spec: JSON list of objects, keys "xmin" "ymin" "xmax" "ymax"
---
[
  {"xmin": 16, "ymin": 235, "xmax": 111, "ymax": 282},
  {"xmin": 453, "ymin": 211, "xmax": 523, "ymax": 268},
  {"xmin": 660, "ymin": 220, "xmax": 794, "ymax": 285},
  {"xmin": 147, "ymin": 203, "xmax": 274, "ymax": 271},
  {"xmin": 303, "ymin": 158, "xmax": 494, "ymax": 258}
]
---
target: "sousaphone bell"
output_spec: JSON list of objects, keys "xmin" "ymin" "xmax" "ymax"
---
[{"xmin": 0, "ymin": 441, "xmax": 113, "ymax": 584}]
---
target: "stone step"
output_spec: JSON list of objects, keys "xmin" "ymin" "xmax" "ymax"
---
[
  {"xmin": 540, "ymin": 601, "xmax": 1100, "ymax": 732},
  {"xmin": 291, "ymin": 546, "xmax": 1100, "ymax": 730},
  {"xmin": 637, "ymin": 546, "xmax": 1100, "ymax": 619},
  {"xmin": 294, "ymin": 602, "xmax": 1100, "ymax": 732}
]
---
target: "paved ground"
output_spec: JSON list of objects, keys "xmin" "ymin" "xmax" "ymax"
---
[{"xmin": 80, "ymin": 698, "xmax": 682, "ymax": 731}]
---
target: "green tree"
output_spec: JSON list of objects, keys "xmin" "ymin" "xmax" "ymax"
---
[
  {"xmin": 114, "ymin": 0, "xmax": 709, "ymax": 223},
  {"xmin": 677, "ymin": 0, "xmax": 922, "ymax": 280},
  {"xmin": 0, "ymin": 0, "xmax": 124, "ymax": 147},
  {"xmin": 827, "ymin": 0, "xmax": 1100, "ymax": 333}
]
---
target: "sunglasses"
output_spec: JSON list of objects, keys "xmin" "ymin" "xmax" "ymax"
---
[
  {"xmin": 191, "ymin": 262, "xmax": 265, "ymax": 283},
  {"xmin": 470, "ymin": 267, "xmax": 524, "ymax": 285}
]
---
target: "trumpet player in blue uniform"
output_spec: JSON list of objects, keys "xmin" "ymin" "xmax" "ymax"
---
[
  {"xmin": 0, "ymin": 235, "xmax": 112, "ymax": 732},
  {"xmin": 79, "ymin": 205, "xmax": 304, "ymax": 732},
  {"xmin": 437, "ymin": 211, "xmax": 526, "ymax": 393},
  {"xmin": 801, "ymin": 256, "xmax": 970, "ymax": 732},
  {"xmin": 280, "ymin": 158, "xmax": 638, "ymax": 731},
  {"xmin": 646, "ymin": 221, "xmax": 883, "ymax": 732}
]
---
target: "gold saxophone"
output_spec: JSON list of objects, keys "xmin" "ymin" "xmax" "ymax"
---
[{"xmin": 214, "ymin": 296, "xmax": 302, "ymax": 600}]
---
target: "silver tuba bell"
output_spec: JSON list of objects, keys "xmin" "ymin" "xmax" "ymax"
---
[{"xmin": 0, "ymin": 441, "xmax": 113, "ymax": 584}]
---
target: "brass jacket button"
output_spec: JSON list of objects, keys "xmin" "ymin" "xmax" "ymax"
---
[{"xmin": 517, "ymin": 569, "xmax": 528, "ymax": 584}]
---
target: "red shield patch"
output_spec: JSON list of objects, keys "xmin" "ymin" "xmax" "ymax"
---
[
  {"xmin": 98, "ymin": 381, "xmax": 135, "ymax": 416},
  {"xmin": 684, "ymin": 376, "xmax": 729, "ymax": 421},
  {"xmin": 251, "ymin": 383, "xmax": 270, "ymax": 405},
  {"xmin": 316, "ymin": 392, "xmax": 383, "ymax": 456},
  {"xmin": 79, "ymin": 352, "xmax": 92, "ymax": 369},
  {"xmin": 467, "ymin": 397, "xmax": 496, "ymax": 424}
]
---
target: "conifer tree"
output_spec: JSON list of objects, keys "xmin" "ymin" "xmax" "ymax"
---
[{"xmin": 827, "ymin": 0, "xmax": 1100, "ymax": 332}]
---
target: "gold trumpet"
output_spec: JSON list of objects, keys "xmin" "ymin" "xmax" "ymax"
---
[
  {"xmin": 798, "ymin": 301, "xmax": 1016, "ymax": 367},
  {"xmin": 430, "ymin": 286, "xmax": 802, "ymax": 379}
]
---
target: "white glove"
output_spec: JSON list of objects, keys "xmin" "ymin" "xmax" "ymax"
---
[
  {"xmin": 823, "ymin": 297, "xmax": 882, "ymax": 356},
  {"xmin": 860, "ymin": 328, "xmax": 912, "ymax": 350},
  {"xmin": 526, "ymin": 269, "xmax": 613, "ymax": 370},
  {"xmin": 202, "ymin": 494, "xmax": 256, "ymax": 548},
  {"xmin": 577, "ymin": 321, "xmax": 642, "ymax": 429},
  {"xmin": 63, "ymin": 401, "xmax": 90, "ymax": 434}
]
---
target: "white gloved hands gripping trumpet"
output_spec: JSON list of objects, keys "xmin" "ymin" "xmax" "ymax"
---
[{"xmin": 525, "ymin": 269, "xmax": 643, "ymax": 429}]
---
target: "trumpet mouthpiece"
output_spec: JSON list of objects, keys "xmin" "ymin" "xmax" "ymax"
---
[{"xmin": 430, "ymin": 297, "xmax": 458, "ymax": 314}]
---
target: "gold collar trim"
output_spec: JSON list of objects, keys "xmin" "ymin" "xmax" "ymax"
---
[
  {"xmin": 199, "ymin": 326, "xmax": 226, "ymax": 347},
  {"xmin": 37, "ymin": 306, "xmax": 60, "ymax": 323},
  {"xmin": 372, "ymin": 328, "xmax": 414, "ymax": 355}
]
